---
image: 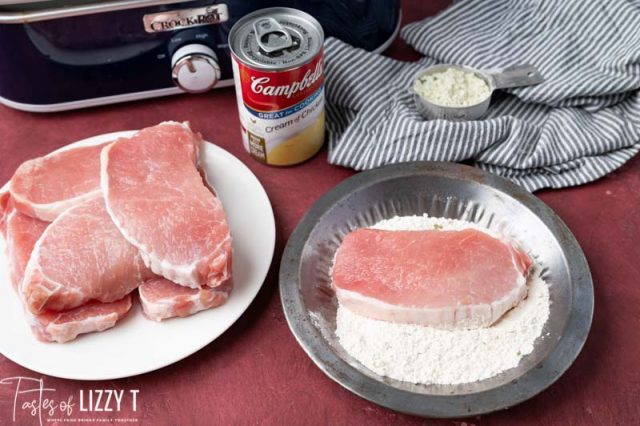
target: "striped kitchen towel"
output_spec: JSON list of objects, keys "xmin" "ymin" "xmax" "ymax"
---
[{"xmin": 324, "ymin": 0, "xmax": 640, "ymax": 191}]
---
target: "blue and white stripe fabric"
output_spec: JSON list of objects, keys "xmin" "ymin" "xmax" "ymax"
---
[{"xmin": 324, "ymin": 0, "xmax": 640, "ymax": 191}]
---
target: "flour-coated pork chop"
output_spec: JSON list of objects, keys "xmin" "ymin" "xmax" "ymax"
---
[
  {"xmin": 9, "ymin": 143, "xmax": 108, "ymax": 221},
  {"xmin": 332, "ymin": 228, "xmax": 532, "ymax": 329},
  {"xmin": 22, "ymin": 197, "xmax": 153, "ymax": 314},
  {"xmin": 101, "ymin": 122, "xmax": 232, "ymax": 289},
  {"xmin": 139, "ymin": 277, "xmax": 231, "ymax": 321}
]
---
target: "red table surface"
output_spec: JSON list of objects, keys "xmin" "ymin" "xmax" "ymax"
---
[{"xmin": 0, "ymin": 1, "xmax": 638, "ymax": 425}]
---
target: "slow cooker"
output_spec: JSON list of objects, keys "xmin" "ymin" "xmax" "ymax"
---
[{"xmin": 0, "ymin": 0, "xmax": 400, "ymax": 112}]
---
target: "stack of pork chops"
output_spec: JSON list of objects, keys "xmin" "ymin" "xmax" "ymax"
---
[{"xmin": 0, "ymin": 122, "xmax": 233, "ymax": 343}]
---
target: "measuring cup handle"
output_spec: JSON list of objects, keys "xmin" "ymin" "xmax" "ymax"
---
[{"xmin": 490, "ymin": 64, "xmax": 544, "ymax": 89}]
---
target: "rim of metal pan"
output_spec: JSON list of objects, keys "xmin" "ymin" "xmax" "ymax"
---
[{"xmin": 279, "ymin": 161, "xmax": 593, "ymax": 418}]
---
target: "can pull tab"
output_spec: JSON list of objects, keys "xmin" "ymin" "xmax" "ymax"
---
[
  {"xmin": 489, "ymin": 64, "xmax": 544, "ymax": 89},
  {"xmin": 253, "ymin": 17, "xmax": 293, "ymax": 54}
]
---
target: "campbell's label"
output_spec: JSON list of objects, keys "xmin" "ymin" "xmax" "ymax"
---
[
  {"xmin": 238, "ymin": 53, "xmax": 324, "ymax": 117},
  {"xmin": 231, "ymin": 50, "xmax": 325, "ymax": 166}
]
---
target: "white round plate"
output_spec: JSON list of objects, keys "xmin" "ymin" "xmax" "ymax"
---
[{"xmin": 0, "ymin": 131, "xmax": 275, "ymax": 380}]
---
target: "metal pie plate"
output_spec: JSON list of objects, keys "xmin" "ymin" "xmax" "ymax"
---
[{"xmin": 280, "ymin": 162, "xmax": 593, "ymax": 418}]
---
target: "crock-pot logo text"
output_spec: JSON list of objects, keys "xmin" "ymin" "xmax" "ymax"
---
[
  {"xmin": 144, "ymin": 4, "xmax": 229, "ymax": 33},
  {"xmin": 250, "ymin": 62, "xmax": 323, "ymax": 99}
]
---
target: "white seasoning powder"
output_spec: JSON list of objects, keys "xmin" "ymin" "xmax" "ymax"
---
[
  {"xmin": 414, "ymin": 67, "xmax": 491, "ymax": 107},
  {"xmin": 335, "ymin": 214, "xmax": 551, "ymax": 385}
]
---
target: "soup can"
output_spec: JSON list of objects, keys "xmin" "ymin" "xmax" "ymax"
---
[{"xmin": 228, "ymin": 7, "xmax": 325, "ymax": 166}]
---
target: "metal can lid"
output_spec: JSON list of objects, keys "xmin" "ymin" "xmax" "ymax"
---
[{"xmin": 228, "ymin": 7, "xmax": 324, "ymax": 71}]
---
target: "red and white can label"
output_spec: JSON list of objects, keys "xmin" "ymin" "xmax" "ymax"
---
[{"xmin": 232, "ymin": 52, "xmax": 325, "ymax": 166}]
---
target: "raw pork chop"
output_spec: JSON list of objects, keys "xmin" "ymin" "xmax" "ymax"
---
[
  {"xmin": 22, "ymin": 197, "xmax": 153, "ymax": 314},
  {"xmin": 30, "ymin": 295, "xmax": 132, "ymax": 343},
  {"xmin": 9, "ymin": 143, "xmax": 108, "ymax": 221},
  {"xmin": 331, "ymin": 228, "xmax": 532, "ymax": 329},
  {"xmin": 1, "ymin": 197, "xmax": 134, "ymax": 342},
  {"xmin": 2, "ymin": 201, "xmax": 49, "ymax": 290},
  {"xmin": 139, "ymin": 278, "xmax": 231, "ymax": 321},
  {"xmin": 0, "ymin": 191, "xmax": 11, "ymax": 238},
  {"xmin": 102, "ymin": 122, "xmax": 232, "ymax": 289}
]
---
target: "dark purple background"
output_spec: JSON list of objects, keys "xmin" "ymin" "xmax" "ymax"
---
[{"xmin": 1, "ymin": 1, "xmax": 638, "ymax": 424}]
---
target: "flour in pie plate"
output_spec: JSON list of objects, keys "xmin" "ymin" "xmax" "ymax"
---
[{"xmin": 335, "ymin": 214, "xmax": 551, "ymax": 385}]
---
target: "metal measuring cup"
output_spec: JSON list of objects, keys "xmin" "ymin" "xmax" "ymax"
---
[{"xmin": 412, "ymin": 64, "xmax": 544, "ymax": 121}]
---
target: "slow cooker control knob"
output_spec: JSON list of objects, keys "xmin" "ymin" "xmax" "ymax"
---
[{"xmin": 171, "ymin": 45, "xmax": 221, "ymax": 93}]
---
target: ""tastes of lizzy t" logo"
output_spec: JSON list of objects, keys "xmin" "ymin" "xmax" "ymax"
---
[{"xmin": 0, "ymin": 376, "xmax": 140, "ymax": 425}]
